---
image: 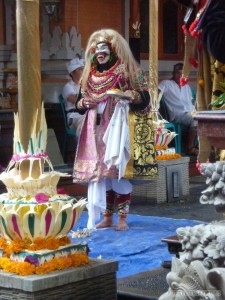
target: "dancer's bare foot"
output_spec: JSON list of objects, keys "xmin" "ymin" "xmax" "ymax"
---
[
  {"xmin": 96, "ymin": 216, "xmax": 114, "ymax": 229},
  {"xmin": 116, "ymin": 217, "xmax": 129, "ymax": 231}
]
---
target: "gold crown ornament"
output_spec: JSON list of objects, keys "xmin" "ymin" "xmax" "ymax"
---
[{"xmin": 91, "ymin": 35, "xmax": 113, "ymax": 48}]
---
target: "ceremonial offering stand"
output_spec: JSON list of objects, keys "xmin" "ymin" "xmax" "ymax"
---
[
  {"xmin": 0, "ymin": 259, "xmax": 118, "ymax": 300},
  {"xmin": 194, "ymin": 110, "xmax": 225, "ymax": 148}
]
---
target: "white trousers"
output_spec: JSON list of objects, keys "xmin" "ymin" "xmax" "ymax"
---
[{"xmin": 86, "ymin": 178, "xmax": 132, "ymax": 230}]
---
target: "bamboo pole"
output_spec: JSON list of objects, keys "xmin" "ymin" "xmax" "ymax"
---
[
  {"xmin": 149, "ymin": 0, "xmax": 158, "ymax": 111},
  {"xmin": 17, "ymin": 0, "xmax": 41, "ymax": 151},
  {"xmin": 16, "ymin": 0, "xmax": 41, "ymax": 179}
]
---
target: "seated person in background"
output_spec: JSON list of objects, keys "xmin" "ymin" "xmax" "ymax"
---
[
  {"xmin": 62, "ymin": 58, "xmax": 85, "ymax": 141},
  {"xmin": 158, "ymin": 63, "xmax": 198, "ymax": 155}
]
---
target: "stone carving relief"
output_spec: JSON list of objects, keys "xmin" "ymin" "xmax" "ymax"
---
[
  {"xmin": 1, "ymin": 1, "xmax": 83, "ymax": 61},
  {"xmin": 159, "ymin": 258, "xmax": 224, "ymax": 299},
  {"xmin": 41, "ymin": 26, "xmax": 84, "ymax": 60},
  {"xmin": 159, "ymin": 161, "xmax": 225, "ymax": 300},
  {"xmin": 200, "ymin": 161, "xmax": 225, "ymax": 212}
]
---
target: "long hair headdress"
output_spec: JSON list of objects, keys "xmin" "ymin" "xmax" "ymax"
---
[{"xmin": 82, "ymin": 29, "xmax": 141, "ymax": 89}]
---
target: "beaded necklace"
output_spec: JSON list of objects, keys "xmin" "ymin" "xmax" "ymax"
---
[{"xmin": 84, "ymin": 60, "xmax": 129, "ymax": 103}]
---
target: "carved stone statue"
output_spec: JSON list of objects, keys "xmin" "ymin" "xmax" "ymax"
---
[{"xmin": 159, "ymin": 161, "xmax": 225, "ymax": 299}]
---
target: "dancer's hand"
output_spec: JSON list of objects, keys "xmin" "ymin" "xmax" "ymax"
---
[
  {"xmin": 124, "ymin": 90, "xmax": 142, "ymax": 104},
  {"xmin": 82, "ymin": 98, "xmax": 97, "ymax": 109}
]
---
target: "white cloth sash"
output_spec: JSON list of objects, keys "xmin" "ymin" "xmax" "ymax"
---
[{"xmin": 103, "ymin": 100, "xmax": 130, "ymax": 179}]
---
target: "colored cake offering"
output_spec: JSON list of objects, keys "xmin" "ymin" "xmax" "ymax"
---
[
  {"xmin": 0, "ymin": 105, "xmax": 89, "ymax": 275},
  {"xmin": 153, "ymin": 118, "xmax": 181, "ymax": 160}
]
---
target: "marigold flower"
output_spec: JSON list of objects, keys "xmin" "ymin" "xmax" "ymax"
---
[
  {"xmin": 155, "ymin": 145, "xmax": 168, "ymax": 150},
  {"xmin": 0, "ymin": 254, "xmax": 89, "ymax": 276},
  {"xmin": 15, "ymin": 262, "xmax": 36, "ymax": 275},
  {"xmin": 59, "ymin": 236, "xmax": 71, "ymax": 246},
  {"xmin": 156, "ymin": 153, "xmax": 181, "ymax": 160},
  {"xmin": 198, "ymin": 79, "xmax": 204, "ymax": 88},
  {"xmin": 8, "ymin": 239, "xmax": 25, "ymax": 254},
  {"xmin": 45, "ymin": 237, "xmax": 60, "ymax": 250}
]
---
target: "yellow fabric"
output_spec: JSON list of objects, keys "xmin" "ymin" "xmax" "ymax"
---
[
  {"xmin": 211, "ymin": 61, "xmax": 225, "ymax": 104},
  {"xmin": 183, "ymin": 31, "xmax": 196, "ymax": 80},
  {"xmin": 149, "ymin": 0, "xmax": 159, "ymax": 109},
  {"xmin": 196, "ymin": 47, "xmax": 212, "ymax": 111},
  {"xmin": 195, "ymin": 45, "xmax": 213, "ymax": 162}
]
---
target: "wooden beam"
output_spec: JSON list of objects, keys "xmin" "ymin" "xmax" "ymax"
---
[
  {"xmin": 149, "ymin": 0, "xmax": 158, "ymax": 110},
  {"xmin": 17, "ymin": 0, "xmax": 41, "ymax": 151}
]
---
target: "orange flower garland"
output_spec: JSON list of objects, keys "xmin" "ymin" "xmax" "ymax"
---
[
  {"xmin": 156, "ymin": 153, "xmax": 181, "ymax": 160},
  {"xmin": 0, "ymin": 236, "xmax": 71, "ymax": 256},
  {"xmin": 0, "ymin": 259, "xmax": 36, "ymax": 276},
  {"xmin": 0, "ymin": 236, "xmax": 89, "ymax": 276},
  {"xmin": 36, "ymin": 254, "xmax": 89, "ymax": 275},
  {"xmin": 0, "ymin": 254, "xmax": 89, "ymax": 276},
  {"xmin": 155, "ymin": 144, "xmax": 181, "ymax": 160},
  {"xmin": 155, "ymin": 145, "xmax": 168, "ymax": 151}
]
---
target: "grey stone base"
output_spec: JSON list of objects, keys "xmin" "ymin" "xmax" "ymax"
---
[
  {"xmin": 0, "ymin": 259, "xmax": 118, "ymax": 300},
  {"xmin": 133, "ymin": 157, "xmax": 190, "ymax": 203}
]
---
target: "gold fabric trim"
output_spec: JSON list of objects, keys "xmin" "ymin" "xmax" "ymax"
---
[
  {"xmin": 124, "ymin": 109, "xmax": 135, "ymax": 179},
  {"xmin": 211, "ymin": 61, "xmax": 225, "ymax": 104},
  {"xmin": 124, "ymin": 109, "xmax": 158, "ymax": 180}
]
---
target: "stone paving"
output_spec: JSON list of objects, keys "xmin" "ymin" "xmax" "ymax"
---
[{"xmin": 130, "ymin": 175, "xmax": 224, "ymax": 223}]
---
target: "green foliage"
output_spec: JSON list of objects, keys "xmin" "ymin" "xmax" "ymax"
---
[{"xmin": 210, "ymin": 82, "xmax": 225, "ymax": 108}]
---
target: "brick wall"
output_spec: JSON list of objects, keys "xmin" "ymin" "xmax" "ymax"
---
[{"xmin": 52, "ymin": 0, "xmax": 124, "ymax": 49}]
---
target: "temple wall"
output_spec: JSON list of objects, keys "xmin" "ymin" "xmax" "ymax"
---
[
  {"xmin": 0, "ymin": 0, "xmax": 197, "ymax": 102},
  {"xmin": 0, "ymin": 0, "xmax": 124, "ymax": 102}
]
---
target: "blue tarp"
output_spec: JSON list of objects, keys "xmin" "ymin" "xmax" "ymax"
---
[{"xmin": 70, "ymin": 212, "xmax": 201, "ymax": 279}]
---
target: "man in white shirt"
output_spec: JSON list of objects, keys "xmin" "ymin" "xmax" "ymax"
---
[
  {"xmin": 158, "ymin": 63, "xmax": 198, "ymax": 155},
  {"xmin": 62, "ymin": 58, "xmax": 85, "ymax": 141}
]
